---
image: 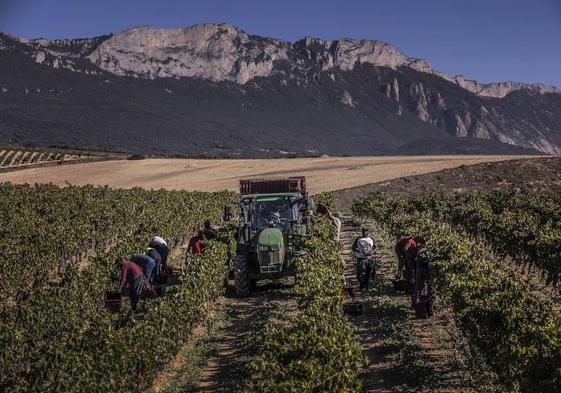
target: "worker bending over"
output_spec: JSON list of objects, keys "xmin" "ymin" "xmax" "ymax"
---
[
  {"xmin": 131, "ymin": 254, "xmax": 156, "ymax": 288},
  {"xmin": 118, "ymin": 258, "xmax": 145, "ymax": 311},
  {"xmin": 395, "ymin": 235, "xmax": 420, "ymax": 280},
  {"xmin": 414, "ymin": 246, "xmax": 434, "ymax": 316},
  {"xmin": 187, "ymin": 230, "xmax": 206, "ymax": 255},
  {"xmin": 149, "ymin": 236, "xmax": 169, "ymax": 274},
  {"xmin": 146, "ymin": 247, "xmax": 162, "ymax": 276},
  {"xmin": 203, "ymin": 220, "xmax": 217, "ymax": 240}
]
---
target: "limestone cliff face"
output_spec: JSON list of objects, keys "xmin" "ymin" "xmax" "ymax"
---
[
  {"xmin": 1, "ymin": 23, "xmax": 561, "ymax": 155},
  {"xmin": 84, "ymin": 24, "xmax": 561, "ymax": 100},
  {"xmin": 434, "ymin": 72, "xmax": 561, "ymax": 98},
  {"xmin": 399, "ymin": 78, "xmax": 561, "ymax": 154},
  {"xmin": 87, "ymin": 24, "xmax": 290, "ymax": 83},
  {"xmin": 7, "ymin": 23, "xmax": 559, "ymax": 98}
]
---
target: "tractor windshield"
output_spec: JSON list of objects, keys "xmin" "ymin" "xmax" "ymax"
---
[{"xmin": 250, "ymin": 197, "xmax": 296, "ymax": 229}]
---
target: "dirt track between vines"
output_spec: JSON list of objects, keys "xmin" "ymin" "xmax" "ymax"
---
[
  {"xmin": 154, "ymin": 280, "xmax": 296, "ymax": 393},
  {"xmin": 0, "ymin": 155, "xmax": 535, "ymax": 193},
  {"xmin": 195, "ymin": 283, "xmax": 295, "ymax": 393}
]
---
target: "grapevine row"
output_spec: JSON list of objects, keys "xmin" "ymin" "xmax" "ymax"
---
[
  {"xmin": 0, "ymin": 184, "xmax": 232, "ymax": 301},
  {"xmin": 353, "ymin": 192, "xmax": 561, "ymax": 392},
  {"xmin": 253, "ymin": 194, "xmax": 366, "ymax": 392},
  {"xmin": 0, "ymin": 149, "xmax": 86, "ymax": 167},
  {"xmin": 0, "ymin": 183, "xmax": 235, "ymax": 391},
  {"xmin": 394, "ymin": 190, "xmax": 561, "ymax": 285}
]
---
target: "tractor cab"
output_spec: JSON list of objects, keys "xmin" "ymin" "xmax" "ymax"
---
[{"xmin": 249, "ymin": 195, "xmax": 294, "ymax": 231}]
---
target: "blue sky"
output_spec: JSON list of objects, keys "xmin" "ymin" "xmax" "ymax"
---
[{"xmin": 1, "ymin": 0, "xmax": 560, "ymax": 87}]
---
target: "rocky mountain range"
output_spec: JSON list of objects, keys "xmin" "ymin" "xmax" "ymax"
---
[{"xmin": 1, "ymin": 23, "xmax": 560, "ymax": 156}]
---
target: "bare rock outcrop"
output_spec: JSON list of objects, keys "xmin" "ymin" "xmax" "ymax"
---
[
  {"xmin": 7, "ymin": 24, "xmax": 559, "ymax": 99},
  {"xmin": 434, "ymin": 72, "xmax": 561, "ymax": 98},
  {"xmin": 409, "ymin": 82, "xmax": 430, "ymax": 122},
  {"xmin": 88, "ymin": 24, "xmax": 289, "ymax": 83},
  {"xmin": 392, "ymin": 77, "xmax": 400, "ymax": 102},
  {"xmin": 340, "ymin": 90, "xmax": 355, "ymax": 107}
]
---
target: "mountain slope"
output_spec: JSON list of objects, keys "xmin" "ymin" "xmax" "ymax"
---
[{"xmin": 0, "ymin": 24, "xmax": 559, "ymax": 156}]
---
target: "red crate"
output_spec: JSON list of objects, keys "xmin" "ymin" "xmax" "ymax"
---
[
  {"xmin": 104, "ymin": 291, "xmax": 122, "ymax": 313},
  {"xmin": 240, "ymin": 177, "xmax": 306, "ymax": 194},
  {"xmin": 344, "ymin": 301, "xmax": 363, "ymax": 316},
  {"xmin": 342, "ymin": 286, "xmax": 356, "ymax": 298},
  {"xmin": 414, "ymin": 301, "xmax": 428, "ymax": 319}
]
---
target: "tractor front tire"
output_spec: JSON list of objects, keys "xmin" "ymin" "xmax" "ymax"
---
[{"xmin": 234, "ymin": 255, "xmax": 251, "ymax": 298}]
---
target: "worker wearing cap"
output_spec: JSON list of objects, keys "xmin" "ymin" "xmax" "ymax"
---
[{"xmin": 352, "ymin": 227, "xmax": 376, "ymax": 291}]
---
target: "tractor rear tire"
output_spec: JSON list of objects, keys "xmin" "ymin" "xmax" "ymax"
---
[{"xmin": 234, "ymin": 255, "xmax": 251, "ymax": 298}]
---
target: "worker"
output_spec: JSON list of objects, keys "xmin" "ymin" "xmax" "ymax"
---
[
  {"xmin": 260, "ymin": 206, "xmax": 281, "ymax": 228},
  {"xmin": 118, "ymin": 257, "xmax": 145, "ymax": 311},
  {"xmin": 187, "ymin": 230, "xmax": 206, "ymax": 255},
  {"xmin": 352, "ymin": 227, "xmax": 376, "ymax": 291},
  {"xmin": 316, "ymin": 203, "xmax": 341, "ymax": 241},
  {"xmin": 414, "ymin": 246, "xmax": 434, "ymax": 316},
  {"xmin": 131, "ymin": 254, "xmax": 156, "ymax": 287},
  {"xmin": 395, "ymin": 235, "xmax": 417, "ymax": 280},
  {"xmin": 149, "ymin": 236, "xmax": 170, "ymax": 274},
  {"xmin": 267, "ymin": 210, "xmax": 282, "ymax": 227},
  {"xmin": 146, "ymin": 247, "xmax": 162, "ymax": 275},
  {"xmin": 203, "ymin": 220, "xmax": 217, "ymax": 240}
]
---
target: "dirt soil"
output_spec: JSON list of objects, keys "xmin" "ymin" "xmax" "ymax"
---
[
  {"xmin": 154, "ymin": 278, "xmax": 295, "ymax": 393},
  {"xmin": 0, "ymin": 155, "xmax": 535, "ymax": 193},
  {"xmin": 335, "ymin": 157, "xmax": 561, "ymax": 210},
  {"xmin": 194, "ymin": 282, "xmax": 294, "ymax": 393}
]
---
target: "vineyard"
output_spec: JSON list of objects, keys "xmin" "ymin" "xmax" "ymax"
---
[
  {"xmin": 0, "ymin": 185, "xmax": 367, "ymax": 392},
  {"xmin": 389, "ymin": 191, "xmax": 561, "ymax": 285},
  {"xmin": 0, "ymin": 148, "xmax": 110, "ymax": 170},
  {"xmin": 0, "ymin": 184, "xmax": 235, "ymax": 391},
  {"xmin": 353, "ymin": 191, "xmax": 561, "ymax": 392},
  {"xmin": 3, "ymin": 180, "xmax": 561, "ymax": 392}
]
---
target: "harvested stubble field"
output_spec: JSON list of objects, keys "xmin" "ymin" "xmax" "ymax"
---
[{"xmin": 0, "ymin": 155, "xmax": 536, "ymax": 193}]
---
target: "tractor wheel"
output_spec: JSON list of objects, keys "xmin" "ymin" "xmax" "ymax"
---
[{"xmin": 234, "ymin": 255, "xmax": 251, "ymax": 298}]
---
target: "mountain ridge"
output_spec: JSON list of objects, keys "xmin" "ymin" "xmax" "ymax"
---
[
  {"xmin": 6, "ymin": 23, "xmax": 559, "ymax": 98},
  {"xmin": 0, "ymin": 23, "xmax": 560, "ymax": 156}
]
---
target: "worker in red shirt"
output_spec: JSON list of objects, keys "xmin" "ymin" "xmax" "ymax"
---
[
  {"xmin": 117, "ymin": 258, "xmax": 145, "ymax": 311},
  {"xmin": 395, "ymin": 236, "xmax": 420, "ymax": 279},
  {"xmin": 187, "ymin": 230, "xmax": 206, "ymax": 255}
]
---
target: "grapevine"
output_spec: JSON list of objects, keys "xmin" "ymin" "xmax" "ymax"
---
[
  {"xmin": 353, "ymin": 191, "xmax": 561, "ymax": 392},
  {"xmin": 253, "ymin": 194, "xmax": 366, "ymax": 392},
  {"xmin": 0, "ymin": 183, "xmax": 235, "ymax": 391}
]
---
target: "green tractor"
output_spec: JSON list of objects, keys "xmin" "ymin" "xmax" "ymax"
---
[{"xmin": 224, "ymin": 177, "xmax": 314, "ymax": 297}]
